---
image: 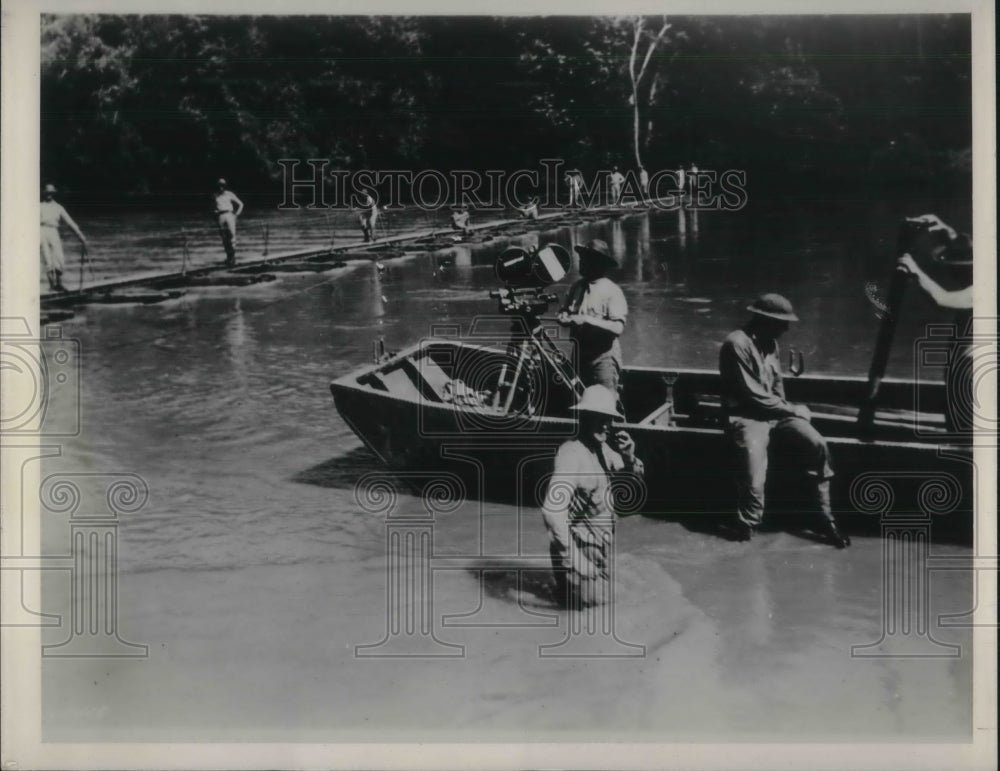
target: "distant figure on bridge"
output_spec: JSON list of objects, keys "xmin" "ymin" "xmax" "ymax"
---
[
  {"xmin": 518, "ymin": 196, "xmax": 540, "ymax": 220},
  {"xmin": 608, "ymin": 166, "xmax": 625, "ymax": 205},
  {"xmin": 688, "ymin": 164, "xmax": 699, "ymax": 198},
  {"xmin": 565, "ymin": 170, "xmax": 583, "ymax": 207},
  {"xmin": 638, "ymin": 167, "xmax": 649, "ymax": 202},
  {"xmin": 358, "ymin": 193, "xmax": 379, "ymax": 242},
  {"xmin": 542, "ymin": 385, "xmax": 644, "ymax": 608},
  {"xmin": 450, "ymin": 205, "xmax": 471, "ymax": 232},
  {"xmin": 40, "ymin": 183, "xmax": 87, "ymax": 292},
  {"xmin": 213, "ymin": 178, "xmax": 244, "ymax": 267},
  {"xmin": 719, "ymin": 293, "xmax": 850, "ymax": 549}
]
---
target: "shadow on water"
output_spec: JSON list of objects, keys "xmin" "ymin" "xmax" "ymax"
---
[
  {"xmin": 472, "ymin": 567, "xmax": 562, "ymax": 611},
  {"xmin": 292, "ymin": 447, "xmax": 384, "ymax": 489},
  {"xmin": 296, "ymin": 448, "xmax": 971, "ymax": 546}
]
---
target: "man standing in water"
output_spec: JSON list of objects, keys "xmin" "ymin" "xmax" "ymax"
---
[
  {"xmin": 896, "ymin": 214, "xmax": 974, "ymax": 435},
  {"xmin": 719, "ymin": 293, "xmax": 851, "ymax": 548},
  {"xmin": 542, "ymin": 385, "xmax": 644, "ymax": 608},
  {"xmin": 40, "ymin": 183, "xmax": 87, "ymax": 292},
  {"xmin": 213, "ymin": 178, "xmax": 244, "ymax": 266},
  {"xmin": 558, "ymin": 239, "xmax": 628, "ymax": 394}
]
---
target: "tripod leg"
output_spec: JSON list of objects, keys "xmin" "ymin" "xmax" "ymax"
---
[
  {"xmin": 491, "ymin": 361, "xmax": 509, "ymax": 410},
  {"xmin": 502, "ymin": 340, "xmax": 532, "ymax": 414},
  {"xmin": 533, "ymin": 328, "xmax": 586, "ymax": 399}
]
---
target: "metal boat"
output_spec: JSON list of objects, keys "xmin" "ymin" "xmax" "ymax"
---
[{"xmin": 330, "ymin": 334, "xmax": 973, "ymax": 535}]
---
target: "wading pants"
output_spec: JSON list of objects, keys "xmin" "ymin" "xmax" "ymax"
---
[
  {"xmin": 727, "ymin": 415, "xmax": 834, "ymax": 528},
  {"xmin": 543, "ymin": 511, "xmax": 613, "ymax": 609}
]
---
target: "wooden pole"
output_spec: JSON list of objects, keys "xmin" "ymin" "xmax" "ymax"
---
[
  {"xmin": 180, "ymin": 229, "xmax": 189, "ymax": 275},
  {"xmin": 263, "ymin": 224, "xmax": 270, "ymax": 257},
  {"xmin": 858, "ymin": 264, "xmax": 910, "ymax": 433}
]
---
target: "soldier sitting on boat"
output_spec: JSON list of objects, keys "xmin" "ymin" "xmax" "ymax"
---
[
  {"xmin": 719, "ymin": 293, "xmax": 851, "ymax": 548},
  {"xmin": 558, "ymin": 239, "xmax": 628, "ymax": 394},
  {"xmin": 542, "ymin": 385, "xmax": 644, "ymax": 608}
]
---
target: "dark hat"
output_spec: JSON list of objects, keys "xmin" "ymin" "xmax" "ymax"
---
[
  {"xmin": 574, "ymin": 238, "xmax": 620, "ymax": 268},
  {"xmin": 747, "ymin": 293, "xmax": 799, "ymax": 322}
]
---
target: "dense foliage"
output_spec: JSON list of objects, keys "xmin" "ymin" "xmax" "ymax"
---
[{"xmin": 41, "ymin": 14, "xmax": 971, "ymax": 204}]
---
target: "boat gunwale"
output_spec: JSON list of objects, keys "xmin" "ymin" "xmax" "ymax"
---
[{"xmin": 329, "ymin": 339, "xmax": 969, "ymax": 453}]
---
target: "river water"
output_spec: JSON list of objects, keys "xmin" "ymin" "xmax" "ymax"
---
[{"xmin": 36, "ymin": 198, "xmax": 974, "ymax": 742}]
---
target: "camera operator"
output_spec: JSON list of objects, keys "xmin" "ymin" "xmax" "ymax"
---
[
  {"xmin": 896, "ymin": 214, "xmax": 973, "ymax": 434},
  {"xmin": 557, "ymin": 239, "xmax": 628, "ymax": 393}
]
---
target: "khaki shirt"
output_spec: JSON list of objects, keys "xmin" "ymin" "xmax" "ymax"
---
[
  {"xmin": 719, "ymin": 327, "xmax": 797, "ymax": 420},
  {"xmin": 562, "ymin": 277, "xmax": 627, "ymax": 365}
]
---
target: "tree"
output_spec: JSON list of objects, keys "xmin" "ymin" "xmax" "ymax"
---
[{"xmin": 627, "ymin": 16, "xmax": 672, "ymax": 170}]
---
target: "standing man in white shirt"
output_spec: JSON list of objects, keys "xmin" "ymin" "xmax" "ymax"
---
[
  {"xmin": 608, "ymin": 166, "xmax": 626, "ymax": 205},
  {"xmin": 213, "ymin": 178, "xmax": 244, "ymax": 266},
  {"xmin": 558, "ymin": 239, "xmax": 628, "ymax": 394},
  {"xmin": 40, "ymin": 183, "xmax": 87, "ymax": 292}
]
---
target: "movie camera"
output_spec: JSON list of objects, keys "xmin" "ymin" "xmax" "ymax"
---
[
  {"xmin": 488, "ymin": 243, "xmax": 571, "ymax": 318},
  {"xmin": 484, "ymin": 242, "xmax": 585, "ymax": 414},
  {"xmin": 896, "ymin": 216, "xmax": 972, "ymax": 264}
]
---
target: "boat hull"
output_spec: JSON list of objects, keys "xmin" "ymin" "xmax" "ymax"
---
[{"xmin": 331, "ymin": 339, "xmax": 974, "ymax": 538}]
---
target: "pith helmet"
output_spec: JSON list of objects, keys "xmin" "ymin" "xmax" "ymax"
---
[
  {"xmin": 217, "ymin": 178, "xmax": 227, "ymax": 187},
  {"xmin": 747, "ymin": 293, "xmax": 799, "ymax": 322},
  {"xmin": 571, "ymin": 385, "xmax": 623, "ymax": 419},
  {"xmin": 574, "ymin": 238, "xmax": 620, "ymax": 268},
  {"xmin": 43, "ymin": 183, "xmax": 57, "ymax": 193}
]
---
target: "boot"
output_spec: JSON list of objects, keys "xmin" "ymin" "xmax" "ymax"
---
[
  {"xmin": 825, "ymin": 520, "xmax": 851, "ymax": 549},
  {"xmin": 817, "ymin": 480, "xmax": 850, "ymax": 548},
  {"xmin": 54, "ymin": 269, "xmax": 67, "ymax": 292},
  {"xmin": 46, "ymin": 270, "xmax": 57, "ymax": 291},
  {"xmin": 732, "ymin": 520, "xmax": 756, "ymax": 542}
]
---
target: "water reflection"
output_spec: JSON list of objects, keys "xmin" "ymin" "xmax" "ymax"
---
[
  {"xmin": 368, "ymin": 261, "xmax": 386, "ymax": 318},
  {"xmin": 223, "ymin": 298, "xmax": 256, "ymax": 393},
  {"xmin": 609, "ymin": 218, "xmax": 626, "ymax": 264}
]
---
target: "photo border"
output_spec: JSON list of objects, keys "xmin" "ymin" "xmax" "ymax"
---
[{"xmin": 2, "ymin": 0, "xmax": 995, "ymax": 768}]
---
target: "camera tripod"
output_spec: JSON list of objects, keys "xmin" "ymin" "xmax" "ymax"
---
[{"xmin": 489, "ymin": 290, "xmax": 587, "ymax": 415}]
